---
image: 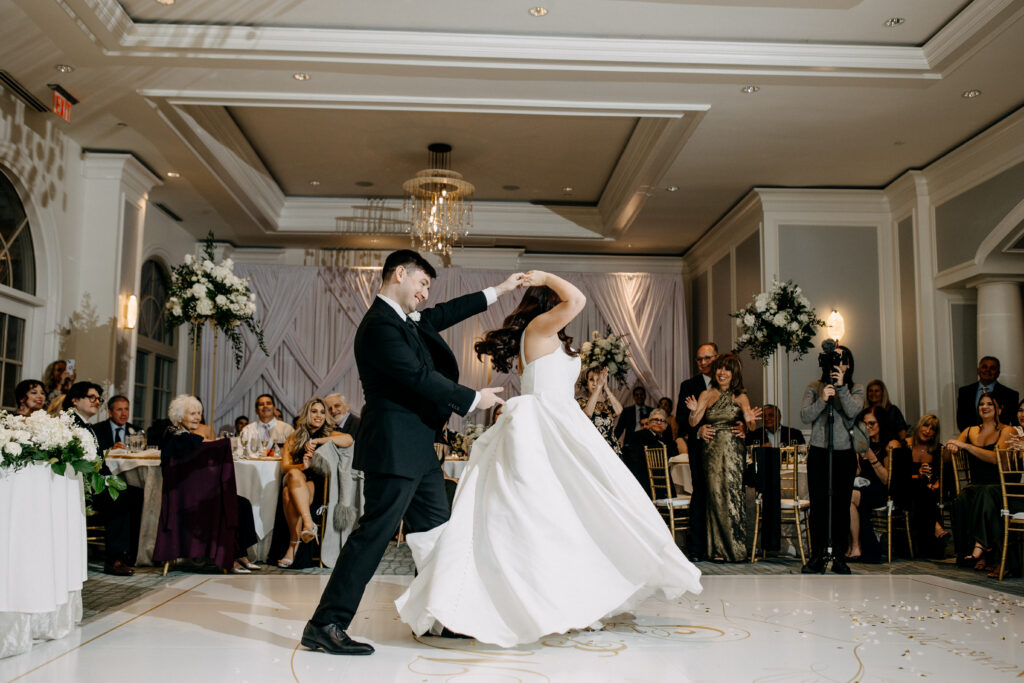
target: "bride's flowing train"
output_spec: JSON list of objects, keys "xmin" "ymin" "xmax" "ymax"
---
[{"xmin": 396, "ymin": 343, "xmax": 702, "ymax": 648}]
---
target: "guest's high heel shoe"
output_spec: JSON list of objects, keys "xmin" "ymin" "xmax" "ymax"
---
[
  {"xmin": 277, "ymin": 540, "xmax": 300, "ymax": 568},
  {"xmin": 300, "ymin": 514, "xmax": 319, "ymax": 544}
]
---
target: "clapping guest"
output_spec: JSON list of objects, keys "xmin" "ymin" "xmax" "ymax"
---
[
  {"xmin": 865, "ymin": 379, "xmax": 909, "ymax": 440},
  {"xmin": 745, "ymin": 404, "xmax": 805, "ymax": 448},
  {"xmin": 14, "ymin": 379, "xmax": 46, "ymax": 416},
  {"xmin": 949, "ymin": 393, "xmax": 1015, "ymax": 574},
  {"xmin": 577, "ymin": 366, "xmax": 623, "ymax": 455},
  {"xmin": 898, "ymin": 414, "xmax": 948, "ymax": 558},
  {"xmin": 847, "ymin": 407, "xmax": 900, "ymax": 562},
  {"xmin": 278, "ymin": 397, "xmax": 353, "ymax": 568}
]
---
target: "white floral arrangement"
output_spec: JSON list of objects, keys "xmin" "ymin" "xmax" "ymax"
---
[
  {"xmin": 579, "ymin": 328, "xmax": 631, "ymax": 386},
  {"xmin": 166, "ymin": 232, "xmax": 268, "ymax": 367},
  {"xmin": 450, "ymin": 423, "xmax": 486, "ymax": 459},
  {"xmin": 731, "ymin": 278, "xmax": 824, "ymax": 363},
  {"xmin": 0, "ymin": 410, "xmax": 126, "ymax": 500}
]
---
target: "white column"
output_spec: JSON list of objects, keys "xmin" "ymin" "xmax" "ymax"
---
[{"xmin": 976, "ymin": 279, "xmax": 1024, "ymax": 392}]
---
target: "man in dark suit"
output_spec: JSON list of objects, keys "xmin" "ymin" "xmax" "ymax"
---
[
  {"xmin": 956, "ymin": 356, "xmax": 1019, "ymax": 431},
  {"xmin": 95, "ymin": 394, "xmax": 143, "ymax": 454},
  {"xmin": 675, "ymin": 342, "xmax": 718, "ymax": 560},
  {"xmin": 626, "ymin": 408, "xmax": 678, "ymax": 489},
  {"xmin": 745, "ymin": 404, "xmax": 805, "ymax": 448},
  {"xmin": 325, "ymin": 393, "xmax": 361, "ymax": 438},
  {"xmin": 303, "ymin": 250, "xmax": 522, "ymax": 655},
  {"xmin": 614, "ymin": 384, "xmax": 652, "ymax": 447}
]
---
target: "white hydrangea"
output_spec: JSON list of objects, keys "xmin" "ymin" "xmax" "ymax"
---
[
  {"xmin": 183, "ymin": 254, "xmax": 194, "ymax": 265},
  {"xmin": 189, "ymin": 283, "xmax": 207, "ymax": 299},
  {"xmin": 789, "ymin": 321, "xmax": 800, "ymax": 331},
  {"xmin": 196, "ymin": 297, "xmax": 214, "ymax": 316},
  {"xmin": 215, "ymin": 294, "xmax": 228, "ymax": 306},
  {"xmin": 772, "ymin": 312, "xmax": 788, "ymax": 327},
  {"xmin": 744, "ymin": 313, "xmax": 755, "ymax": 327},
  {"xmin": 581, "ymin": 341, "xmax": 592, "ymax": 354},
  {"xmin": 754, "ymin": 293, "xmax": 769, "ymax": 312},
  {"xmin": 3, "ymin": 441, "xmax": 21, "ymax": 456}
]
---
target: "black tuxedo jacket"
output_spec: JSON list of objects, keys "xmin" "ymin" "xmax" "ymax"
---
[
  {"xmin": 632, "ymin": 428, "xmax": 679, "ymax": 457},
  {"xmin": 353, "ymin": 293, "xmax": 486, "ymax": 475},
  {"xmin": 745, "ymin": 425, "xmax": 805, "ymax": 447},
  {"xmin": 614, "ymin": 404, "xmax": 651, "ymax": 445},
  {"xmin": 956, "ymin": 381, "xmax": 1019, "ymax": 432},
  {"xmin": 338, "ymin": 413, "xmax": 361, "ymax": 438},
  {"xmin": 95, "ymin": 419, "xmax": 142, "ymax": 454},
  {"xmin": 676, "ymin": 374, "xmax": 710, "ymax": 441}
]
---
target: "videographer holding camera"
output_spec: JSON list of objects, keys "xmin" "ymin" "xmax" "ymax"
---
[{"xmin": 799, "ymin": 340, "xmax": 865, "ymax": 575}]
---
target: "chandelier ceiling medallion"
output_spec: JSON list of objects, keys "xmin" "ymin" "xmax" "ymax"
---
[{"xmin": 403, "ymin": 143, "xmax": 474, "ymax": 266}]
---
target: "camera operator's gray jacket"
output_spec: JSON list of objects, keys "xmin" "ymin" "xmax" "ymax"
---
[{"xmin": 800, "ymin": 381, "xmax": 866, "ymax": 450}]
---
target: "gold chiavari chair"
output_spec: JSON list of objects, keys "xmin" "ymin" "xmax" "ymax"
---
[
  {"xmin": 951, "ymin": 449, "xmax": 972, "ymax": 496},
  {"xmin": 645, "ymin": 446, "xmax": 689, "ymax": 546},
  {"xmin": 750, "ymin": 446, "xmax": 810, "ymax": 563},
  {"xmin": 869, "ymin": 445, "xmax": 914, "ymax": 563},
  {"xmin": 995, "ymin": 448, "xmax": 1024, "ymax": 581}
]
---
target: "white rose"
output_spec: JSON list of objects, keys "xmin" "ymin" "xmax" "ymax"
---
[
  {"xmin": 755, "ymin": 293, "xmax": 768, "ymax": 312},
  {"xmin": 222, "ymin": 258, "xmax": 234, "ymax": 270},
  {"xmin": 190, "ymin": 283, "xmax": 207, "ymax": 298},
  {"xmin": 608, "ymin": 361, "xmax": 618, "ymax": 374},
  {"xmin": 184, "ymin": 254, "xmax": 194, "ymax": 265},
  {"xmin": 744, "ymin": 313, "xmax": 755, "ymax": 327},
  {"xmin": 171, "ymin": 304, "xmax": 182, "ymax": 317},
  {"xmin": 581, "ymin": 342, "xmax": 592, "ymax": 354},
  {"xmin": 196, "ymin": 298, "xmax": 214, "ymax": 316},
  {"xmin": 772, "ymin": 312, "xmax": 787, "ymax": 327},
  {"xmin": 614, "ymin": 352, "xmax": 623, "ymax": 362},
  {"xmin": 789, "ymin": 322, "xmax": 800, "ymax": 331},
  {"xmin": 203, "ymin": 259, "xmax": 215, "ymax": 271},
  {"xmin": 3, "ymin": 442, "xmax": 21, "ymax": 456},
  {"xmin": 215, "ymin": 294, "xmax": 228, "ymax": 306}
]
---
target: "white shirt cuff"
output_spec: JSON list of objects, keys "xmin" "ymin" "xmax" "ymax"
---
[
  {"xmin": 483, "ymin": 287, "xmax": 498, "ymax": 306},
  {"xmin": 468, "ymin": 391, "xmax": 481, "ymax": 413}
]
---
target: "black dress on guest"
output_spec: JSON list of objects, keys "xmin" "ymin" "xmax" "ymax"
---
[
  {"xmin": 852, "ymin": 443, "xmax": 888, "ymax": 562},
  {"xmin": 267, "ymin": 426, "xmax": 329, "ymax": 568}
]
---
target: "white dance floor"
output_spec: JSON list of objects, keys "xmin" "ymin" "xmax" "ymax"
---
[{"xmin": 3, "ymin": 573, "xmax": 1023, "ymax": 681}]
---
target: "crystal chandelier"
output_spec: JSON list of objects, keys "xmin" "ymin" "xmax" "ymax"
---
[{"xmin": 403, "ymin": 143, "xmax": 474, "ymax": 265}]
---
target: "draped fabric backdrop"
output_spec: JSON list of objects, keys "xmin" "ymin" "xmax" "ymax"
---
[{"xmin": 199, "ymin": 265, "xmax": 689, "ymax": 432}]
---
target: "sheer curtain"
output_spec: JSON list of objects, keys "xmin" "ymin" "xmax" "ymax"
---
[{"xmin": 199, "ymin": 265, "xmax": 688, "ymax": 431}]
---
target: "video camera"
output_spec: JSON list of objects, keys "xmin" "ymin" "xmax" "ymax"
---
[{"xmin": 817, "ymin": 339, "xmax": 849, "ymax": 383}]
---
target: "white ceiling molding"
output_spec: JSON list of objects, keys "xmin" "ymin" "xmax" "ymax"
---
[
  {"xmin": 521, "ymin": 252, "xmax": 683, "ymax": 275},
  {"xmin": 922, "ymin": 0, "xmax": 1024, "ymax": 73}
]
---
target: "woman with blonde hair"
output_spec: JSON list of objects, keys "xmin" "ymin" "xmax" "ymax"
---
[
  {"xmin": 899, "ymin": 413, "xmax": 948, "ymax": 557},
  {"xmin": 278, "ymin": 397, "xmax": 353, "ymax": 568}
]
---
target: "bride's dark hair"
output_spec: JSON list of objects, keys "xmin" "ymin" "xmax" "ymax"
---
[{"xmin": 475, "ymin": 285, "xmax": 578, "ymax": 373}]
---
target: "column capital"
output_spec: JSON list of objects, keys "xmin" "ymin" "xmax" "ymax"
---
[
  {"xmin": 964, "ymin": 275, "xmax": 1024, "ymax": 289},
  {"xmin": 82, "ymin": 152, "xmax": 162, "ymax": 205}
]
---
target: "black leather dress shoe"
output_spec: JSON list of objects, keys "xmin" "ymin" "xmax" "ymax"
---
[
  {"xmin": 301, "ymin": 622, "xmax": 374, "ymax": 655},
  {"xmin": 104, "ymin": 560, "xmax": 135, "ymax": 576},
  {"xmin": 831, "ymin": 558, "xmax": 852, "ymax": 575},
  {"xmin": 438, "ymin": 627, "xmax": 473, "ymax": 639},
  {"xmin": 801, "ymin": 556, "xmax": 826, "ymax": 574}
]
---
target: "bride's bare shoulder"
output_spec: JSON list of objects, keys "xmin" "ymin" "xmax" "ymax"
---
[{"xmin": 521, "ymin": 322, "xmax": 560, "ymax": 365}]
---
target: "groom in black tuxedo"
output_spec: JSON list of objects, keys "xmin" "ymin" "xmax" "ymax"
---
[{"xmin": 303, "ymin": 250, "xmax": 522, "ymax": 655}]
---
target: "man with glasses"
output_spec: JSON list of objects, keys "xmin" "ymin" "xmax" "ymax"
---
[
  {"xmin": 956, "ymin": 356, "xmax": 1019, "ymax": 431},
  {"xmin": 626, "ymin": 408, "xmax": 678, "ymax": 489},
  {"xmin": 676, "ymin": 342, "xmax": 718, "ymax": 561},
  {"xmin": 63, "ymin": 382, "xmax": 138, "ymax": 576}
]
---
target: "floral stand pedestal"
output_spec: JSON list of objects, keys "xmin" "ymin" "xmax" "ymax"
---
[{"xmin": 0, "ymin": 465, "xmax": 87, "ymax": 659}]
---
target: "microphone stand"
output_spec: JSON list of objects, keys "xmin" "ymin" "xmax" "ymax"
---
[{"xmin": 823, "ymin": 388, "xmax": 836, "ymax": 572}]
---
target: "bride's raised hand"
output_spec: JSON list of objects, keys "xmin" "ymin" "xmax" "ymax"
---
[
  {"xmin": 521, "ymin": 270, "xmax": 549, "ymax": 288},
  {"xmin": 496, "ymin": 272, "xmax": 526, "ymax": 295}
]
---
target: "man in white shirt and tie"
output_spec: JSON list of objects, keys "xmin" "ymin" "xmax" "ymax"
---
[
  {"xmin": 95, "ymin": 395, "xmax": 141, "ymax": 454},
  {"xmin": 239, "ymin": 394, "xmax": 295, "ymax": 451}
]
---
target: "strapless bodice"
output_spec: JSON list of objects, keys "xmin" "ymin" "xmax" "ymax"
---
[{"xmin": 520, "ymin": 344, "xmax": 581, "ymax": 402}]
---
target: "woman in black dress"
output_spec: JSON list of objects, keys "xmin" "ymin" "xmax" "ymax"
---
[{"xmin": 847, "ymin": 406, "xmax": 901, "ymax": 562}]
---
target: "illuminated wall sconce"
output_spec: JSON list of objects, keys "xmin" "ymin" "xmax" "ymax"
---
[
  {"xmin": 826, "ymin": 309, "xmax": 845, "ymax": 343},
  {"xmin": 122, "ymin": 294, "xmax": 138, "ymax": 330}
]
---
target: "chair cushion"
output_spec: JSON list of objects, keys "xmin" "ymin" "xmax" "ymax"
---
[{"xmin": 656, "ymin": 497, "xmax": 691, "ymax": 508}]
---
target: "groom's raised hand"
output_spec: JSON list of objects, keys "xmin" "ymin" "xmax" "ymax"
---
[
  {"xmin": 494, "ymin": 272, "xmax": 526, "ymax": 296},
  {"xmin": 476, "ymin": 387, "xmax": 506, "ymax": 411}
]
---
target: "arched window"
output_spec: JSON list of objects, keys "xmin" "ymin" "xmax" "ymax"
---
[
  {"xmin": 0, "ymin": 169, "xmax": 35, "ymax": 409},
  {"xmin": 133, "ymin": 260, "xmax": 177, "ymax": 425}
]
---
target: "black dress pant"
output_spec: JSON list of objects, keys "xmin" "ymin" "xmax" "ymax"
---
[
  {"xmin": 806, "ymin": 446, "xmax": 856, "ymax": 559},
  {"xmin": 685, "ymin": 438, "xmax": 708, "ymax": 557},
  {"xmin": 98, "ymin": 485, "xmax": 143, "ymax": 564},
  {"xmin": 310, "ymin": 466, "xmax": 449, "ymax": 628}
]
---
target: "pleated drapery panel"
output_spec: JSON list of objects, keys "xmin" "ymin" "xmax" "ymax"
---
[{"xmin": 197, "ymin": 265, "xmax": 688, "ymax": 432}]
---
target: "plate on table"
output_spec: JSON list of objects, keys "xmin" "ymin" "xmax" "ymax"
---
[
  {"xmin": 106, "ymin": 450, "xmax": 160, "ymax": 459},
  {"xmin": 246, "ymin": 455, "xmax": 282, "ymax": 461}
]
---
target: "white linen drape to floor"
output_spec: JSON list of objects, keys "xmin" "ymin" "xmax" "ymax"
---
[
  {"xmin": 200, "ymin": 265, "xmax": 689, "ymax": 431},
  {"xmin": 0, "ymin": 465, "xmax": 87, "ymax": 659}
]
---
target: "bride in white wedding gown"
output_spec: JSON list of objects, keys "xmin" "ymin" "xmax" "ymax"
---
[{"xmin": 395, "ymin": 270, "xmax": 702, "ymax": 647}]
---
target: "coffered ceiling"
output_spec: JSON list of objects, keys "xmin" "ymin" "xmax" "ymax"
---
[{"xmin": 2, "ymin": 0, "xmax": 1023, "ymax": 255}]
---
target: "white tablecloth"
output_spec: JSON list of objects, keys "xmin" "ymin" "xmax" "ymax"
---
[
  {"xmin": 668, "ymin": 454, "xmax": 692, "ymax": 496},
  {"xmin": 233, "ymin": 458, "xmax": 283, "ymax": 559},
  {"xmin": 443, "ymin": 458, "xmax": 468, "ymax": 480},
  {"xmin": 0, "ymin": 465, "xmax": 86, "ymax": 658},
  {"xmin": 104, "ymin": 449, "xmax": 161, "ymax": 475}
]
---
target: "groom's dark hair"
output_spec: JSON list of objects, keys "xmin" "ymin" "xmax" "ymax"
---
[{"xmin": 381, "ymin": 250, "xmax": 437, "ymax": 283}]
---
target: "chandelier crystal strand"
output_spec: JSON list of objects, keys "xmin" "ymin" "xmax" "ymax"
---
[{"xmin": 403, "ymin": 143, "xmax": 474, "ymax": 263}]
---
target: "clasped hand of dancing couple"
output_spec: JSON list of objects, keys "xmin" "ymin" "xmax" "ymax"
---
[{"xmin": 301, "ymin": 249, "xmax": 701, "ymax": 655}]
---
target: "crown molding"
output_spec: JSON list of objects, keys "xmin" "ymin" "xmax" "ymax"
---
[
  {"xmin": 757, "ymin": 188, "xmax": 891, "ymax": 221},
  {"xmin": 923, "ymin": 0, "xmax": 1024, "ymax": 74},
  {"xmin": 520, "ymin": 252, "xmax": 683, "ymax": 275}
]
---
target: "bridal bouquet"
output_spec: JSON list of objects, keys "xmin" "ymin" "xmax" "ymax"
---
[
  {"xmin": 450, "ymin": 423, "xmax": 486, "ymax": 459},
  {"xmin": 579, "ymin": 328, "xmax": 631, "ymax": 386},
  {"xmin": 0, "ymin": 410, "xmax": 126, "ymax": 500},
  {"xmin": 166, "ymin": 232, "xmax": 268, "ymax": 367},
  {"xmin": 732, "ymin": 278, "xmax": 824, "ymax": 362}
]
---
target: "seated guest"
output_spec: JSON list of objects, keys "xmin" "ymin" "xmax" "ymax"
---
[
  {"xmin": 14, "ymin": 379, "xmax": 46, "ymax": 416},
  {"xmin": 165, "ymin": 394, "xmax": 260, "ymax": 573},
  {"xmin": 847, "ymin": 406, "xmax": 900, "ymax": 562},
  {"xmin": 956, "ymin": 356, "xmax": 1019, "ymax": 431},
  {"xmin": 63, "ymin": 381, "xmax": 103, "ymax": 429},
  {"xmin": 949, "ymin": 393, "xmax": 1016, "ymax": 575},
  {"xmin": 745, "ymin": 404, "xmax": 805, "ymax": 448},
  {"xmin": 896, "ymin": 414, "xmax": 948, "ymax": 557},
  {"xmin": 658, "ymin": 396, "xmax": 680, "ymax": 441},
  {"xmin": 865, "ymin": 379, "xmax": 909, "ymax": 440},
  {"xmin": 487, "ymin": 403, "xmax": 504, "ymax": 426},
  {"xmin": 43, "ymin": 359, "xmax": 74, "ymax": 402},
  {"xmin": 578, "ymin": 366, "xmax": 623, "ymax": 455},
  {"xmin": 239, "ymin": 394, "xmax": 294, "ymax": 450},
  {"xmin": 95, "ymin": 395, "xmax": 142, "ymax": 454},
  {"xmin": 1007, "ymin": 399, "xmax": 1024, "ymax": 449},
  {"xmin": 614, "ymin": 383, "xmax": 651, "ymax": 448},
  {"xmin": 625, "ymin": 407, "xmax": 678, "ymax": 490},
  {"xmin": 278, "ymin": 397, "xmax": 353, "ymax": 568},
  {"xmin": 324, "ymin": 393, "xmax": 360, "ymax": 437},
  {"xmin": 234, "ymin": 415, "xmax": 249, "ymax": 435}
]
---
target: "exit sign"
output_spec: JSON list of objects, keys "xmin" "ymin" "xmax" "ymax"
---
[{"xmin": 47, "ymin": 84, "xmax": 78, "ymax": 122}]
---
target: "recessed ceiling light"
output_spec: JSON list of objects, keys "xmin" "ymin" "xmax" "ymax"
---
[
  {"xmin": 665, "ymin": 185, "xmax": 679, "ymax": 192},
  {"xmin": 502, "ymin": 184, "xmax": 520, "ymax": 191},
  {"xmin": 561, "ymin": 186, "xmax": 573, "ymax": 193},
  {"xmin": 293, "ymin": 72, "xmax": 311, "ymax": 81},
  {"xmin": 166, "ymin": 171, "xmax": 180, "ymax": 178},
  {"xmin": 528, "ymin": 7, "xmax": 548, "ymax": 17},
  {"xmin": 309, "ymin": 179, "xmax": 321, "ymax": 186},
  {"xmin": 354, "ymin": 180, "xmax": 374, "ymax": 187},
  {"xmin": 962, "ymin": 89, "xmax": 982, "ymax": 98},
  {"xmin": 155, "ymin": 0, "xmax": 175, "ymax": 5},
  {"xmin": 741, "ymin": 85, "xmax": 760, "ymax": 94},
  {"xmin": 884, "ymin": 17, "xmax": 905, "ymax": 27},
  {"xmin": 116, "ymin": 122, "xmax": 128, "ymax": 128},
  {"xmin": 893, "ymin": 140, "xmax": 906, "ymax": 146},
  {"xmin": 54, "ymin": 64, "xmax": 74, "ymax": 73}
]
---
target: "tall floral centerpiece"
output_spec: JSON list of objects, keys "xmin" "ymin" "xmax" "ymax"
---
[
  {"xmin": 579, "ymin": 328, "xmax": 632, "ymax": 387},
  {"xmin": 165, "ymin": 233, "xmax": 268, "ymax": 425},
  {"xmin": 731, "ymin": 278, "xmax": 824, "ymax": 415},
  {"xmin": 0, "ymin": 410, "xmax": 126, "ymax": 502}
]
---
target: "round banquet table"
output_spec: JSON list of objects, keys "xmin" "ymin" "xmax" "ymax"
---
[
  {"xmin": 443, "ymin": 458, "xmax": 468, "ymax": 480},
  {"xmin": 0, "ymin": 464, "xmax": 87, "ymax": 658}
]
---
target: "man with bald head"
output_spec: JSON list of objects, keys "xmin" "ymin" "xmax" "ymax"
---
[{"xmin": 325, "ymin": 393, "xmax": 360, "ymax": 439}]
